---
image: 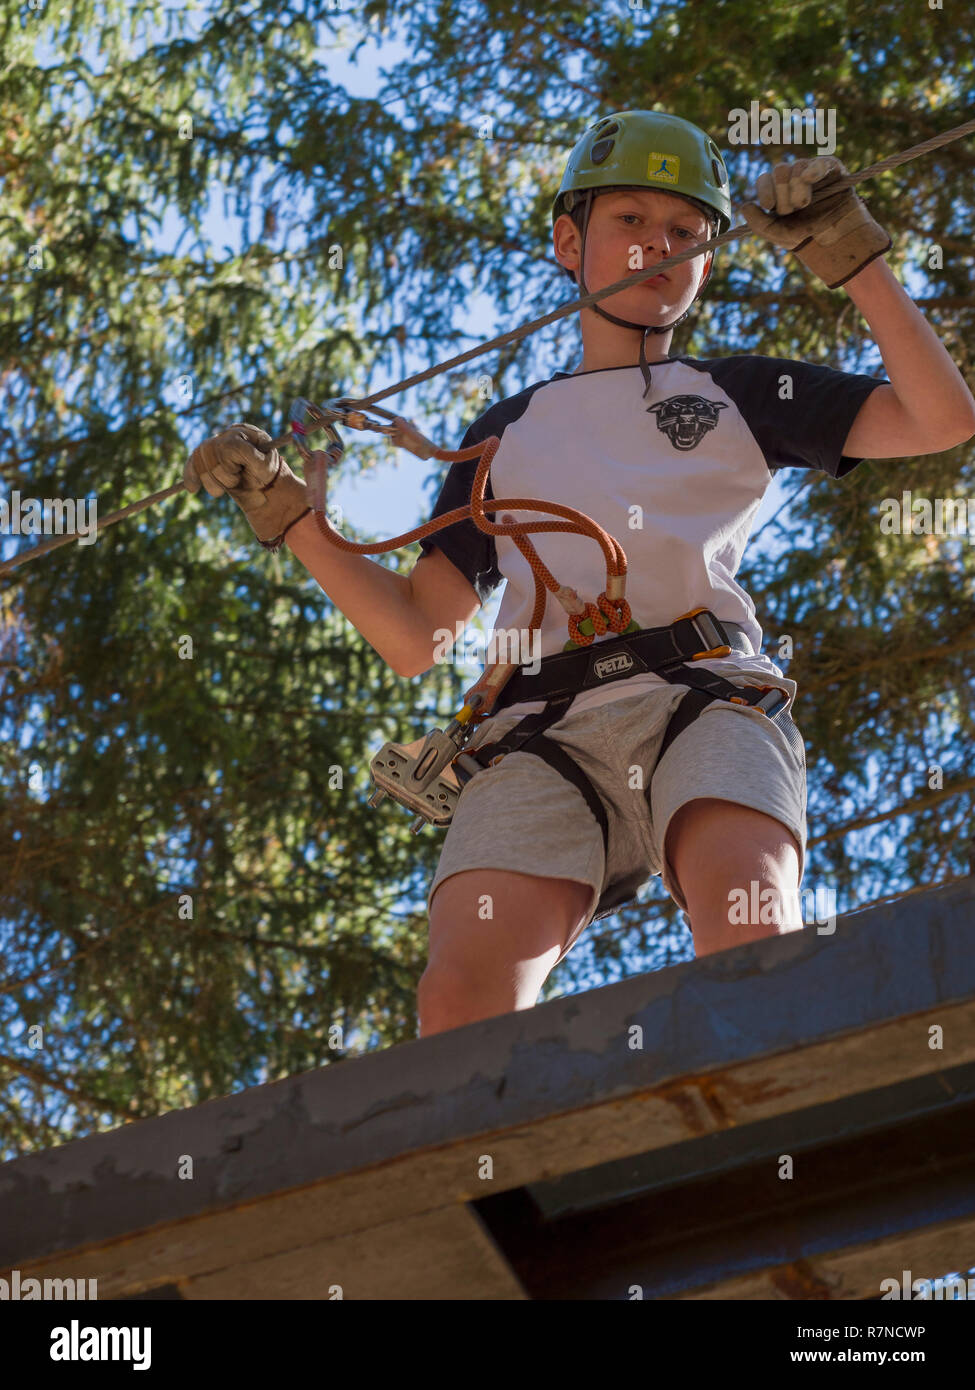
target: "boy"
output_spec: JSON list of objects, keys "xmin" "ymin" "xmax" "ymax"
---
[{"xmin": 185, "ymin": 110, "xmax": 975, "ymax": 1040}]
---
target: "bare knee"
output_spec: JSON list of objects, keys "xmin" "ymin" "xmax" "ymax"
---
[
  {"xmin": 426, "ymin": 868, "xmax": 590, "ymax": 974},
  {"xmin": 666, "ymin": 798, "xmax": 802, "ymax": 951},
  {"xmin": 417, "ymin": 962, "xmax": 496, "ymax": 1037},
  {"xmin": 417, "ymin": 870, "xmax": 593, "ymax": 1036}
]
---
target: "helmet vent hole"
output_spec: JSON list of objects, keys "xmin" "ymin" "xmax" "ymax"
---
[{"xmin": 590, "ymin": 136, "xmax": 616, "ymax": 164}]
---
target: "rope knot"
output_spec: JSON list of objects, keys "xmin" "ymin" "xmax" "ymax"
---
[{"xmin": 566, "ymin": 592, "xmax": 632, "ymax": 646}]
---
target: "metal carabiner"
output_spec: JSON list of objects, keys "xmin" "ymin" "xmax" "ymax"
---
[
  {"xmin": 288, "ymin": 397, "xmax": 345, "ymax": 454},
  {"xmin": 288, "ymin": 398, "xmax": 345, "ymax": 511}
]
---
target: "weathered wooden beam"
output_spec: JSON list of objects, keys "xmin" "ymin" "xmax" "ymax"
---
[
  {"xmin": 476, "ymin": 1069, "xmax": 975, "ymax": 1299},
  {"xmin": 0, "ymin": 879, "xmax": 971, "ymax": 1299}
]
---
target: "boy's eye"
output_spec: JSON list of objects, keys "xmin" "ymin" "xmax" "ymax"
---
[{"xmin": 618, "ymin": 214, "xmax": 701, "ymax": 239}]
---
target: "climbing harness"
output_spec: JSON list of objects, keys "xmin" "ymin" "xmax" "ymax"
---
[
  {"xmin": 283, "ymin": 392, "xmax": 780, "ymax": 888},
  {"xmin": 447, "ymin": 609, "xmax": 794, "ymax": 922},
  {"xmin": 4, "ymin": 115, "xmax": 974, "ymax": 917}
]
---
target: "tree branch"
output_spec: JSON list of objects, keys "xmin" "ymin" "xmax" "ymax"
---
[
  {"xmin": 0, "ymin": 1051, "xmax": 139, "ymax": 1123},
  {"xmin": 808, "ymin": 775, "xmax": 975, "ymax": 845}
]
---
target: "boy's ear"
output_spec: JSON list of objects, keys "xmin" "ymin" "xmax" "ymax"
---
[{"xmin": 553, "ymin": 211, "xmax": 582, "ymax": 283}]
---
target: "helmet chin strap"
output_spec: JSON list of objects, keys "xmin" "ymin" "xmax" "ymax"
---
[{"xmin": 575, "ymin": 188, "xmax": 696, "ymax": 400}]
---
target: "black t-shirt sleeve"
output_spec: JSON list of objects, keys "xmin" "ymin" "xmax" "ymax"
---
[
  {"xmin": 416, "ymin": 421, "xmax": 504, "ymax": 604},
  {"xmin": 728, "ymin": 355, "xmax": 890, "ymax": 479}
]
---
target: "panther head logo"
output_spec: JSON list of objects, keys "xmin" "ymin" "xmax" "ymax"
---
[{"xmin": 646, "ymin": 394, "xmax": 728, "ymax": 451}]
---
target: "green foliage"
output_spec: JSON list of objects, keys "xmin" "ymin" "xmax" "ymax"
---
[{"xmin": 1, "ymin": 0, "xmax": 973, "ymax": 1154}]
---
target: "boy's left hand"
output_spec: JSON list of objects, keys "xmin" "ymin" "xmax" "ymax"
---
[{"xmin": 740, "ymin": 156, "xmax": 891, "ymax": 289}]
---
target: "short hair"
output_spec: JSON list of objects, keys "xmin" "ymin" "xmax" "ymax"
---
[{"xmin": 558, "ymin": 187, "xmax": 718, "ymax": 286}]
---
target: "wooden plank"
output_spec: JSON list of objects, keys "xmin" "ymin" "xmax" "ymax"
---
[
  {"xmin": 181, "ymin": 1205, "xmax": 527, "ymax": 1301},
  {"xmin": 684, "ymin": 1215, "xmax": 975, "ymax": 1300},
  {"xmin": 4, "ymin": 999, "xmax": 972, "ymax": 1297},
  {"xmin": 5, "ymin": 879, "xmax": 971, "ymax": 1273},
  {"xmin": 1, "ymin": 881, "xmax": 972, "ymax": 1300}
]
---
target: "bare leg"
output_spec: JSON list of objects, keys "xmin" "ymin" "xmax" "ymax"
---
[
  {"xmin": 418, "ymin": 869, "xmax": 594, "ymax": 1037},
  {"xmin": 664, "ymin": 797, "xmax": 803, "ymax": 956}
]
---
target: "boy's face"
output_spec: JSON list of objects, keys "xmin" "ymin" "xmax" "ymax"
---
[{"xmin": 554, "ymin": 188, "xmax": 715, "ymax": 327}]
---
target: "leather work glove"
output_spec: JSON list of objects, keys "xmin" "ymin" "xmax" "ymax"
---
[
  {"xmin": 183, "ymin": 422, "xmax": 311, "ymax": 551},
  {"xmin": 739, "ymin": 156, "xmax": 892, "ymax": 289}
]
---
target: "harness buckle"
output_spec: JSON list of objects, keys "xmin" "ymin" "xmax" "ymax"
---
[
  {"xmin": 729, "ymin": 684, "xmax": 789, "ymax": 718},
  {"xmin": 670, "ymin": 606, "xmax": 733, "ymax": 662}
]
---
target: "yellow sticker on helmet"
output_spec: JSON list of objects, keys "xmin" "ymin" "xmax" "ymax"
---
[{"xmin": 647, "ymin": 153, "xmax": 680, "ymax": 184}]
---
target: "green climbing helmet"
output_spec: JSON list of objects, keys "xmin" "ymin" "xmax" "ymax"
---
[
  {"xmin": 552, "ymin": 109, "xmax": 732, "ymax": 236},
  {"xmin": 552, "ymin": 111, "xmax": 734, "ymax": 369}
]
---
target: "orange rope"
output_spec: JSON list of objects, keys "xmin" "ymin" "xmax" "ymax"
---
[{"xmin": 308, "ymin": 434, "xmax": 633, "ymax": 718}]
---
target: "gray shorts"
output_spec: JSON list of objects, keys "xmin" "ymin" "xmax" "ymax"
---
[{"xmin": 427, "ymin": 679, "xmax": 808, "ymax": 964}]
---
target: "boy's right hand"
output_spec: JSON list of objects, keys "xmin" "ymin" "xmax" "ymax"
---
[{"xmin": 183, "ymin": 422, "xmax": 311, "ymax": 550}]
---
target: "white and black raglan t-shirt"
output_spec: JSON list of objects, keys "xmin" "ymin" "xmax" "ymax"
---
[{"xmin": 418, "ymin": 355, "xmax": 888, "ymax": 719}]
